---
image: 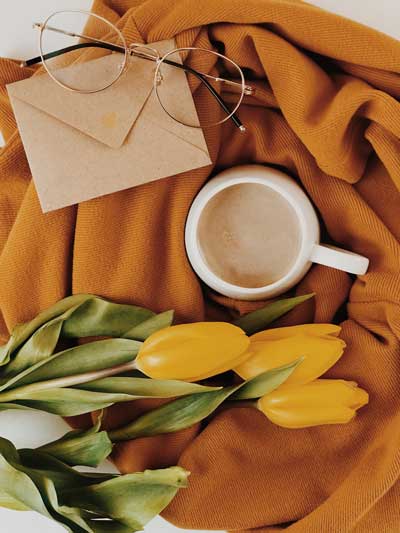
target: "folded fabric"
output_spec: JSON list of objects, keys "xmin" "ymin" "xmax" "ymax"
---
[{"xmin": 1, "ymin": 0, "xmax": 400, "ymax": 532}]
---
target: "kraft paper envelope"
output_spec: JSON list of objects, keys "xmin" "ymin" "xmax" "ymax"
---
[{"xmin": 7, "ymin": 39, "xmax": 211, "ymax": 212}]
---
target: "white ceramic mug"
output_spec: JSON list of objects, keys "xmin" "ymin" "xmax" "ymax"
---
[{"xmin": 185, "ymin": 165, "xmax": 369, "ymax": 300}]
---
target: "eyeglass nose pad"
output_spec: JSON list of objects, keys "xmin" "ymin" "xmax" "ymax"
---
[
  {"xmin": 124, "ymin": 55, "xmax": 133, "ymax": 71},
  {"xmin": 109, "ymin": 50, "xmax": 127, "ymax": 71},
  {"xmin": 155, "ymin": 71, "xmax": 163, "ymax": 86}
]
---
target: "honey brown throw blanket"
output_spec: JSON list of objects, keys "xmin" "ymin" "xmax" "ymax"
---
[{"xmin": 1, "ymin": 0, "xmax": 400, "ymax": 531}]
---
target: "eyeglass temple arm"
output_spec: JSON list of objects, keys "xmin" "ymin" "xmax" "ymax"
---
[{"xmin": 21, "ymin": 41, "xmax": 125, "ymax": 67}]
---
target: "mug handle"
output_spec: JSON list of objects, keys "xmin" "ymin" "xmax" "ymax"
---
[{"xmin": 310, "ymin": 244, "xmax": 369, "ymax": 275}]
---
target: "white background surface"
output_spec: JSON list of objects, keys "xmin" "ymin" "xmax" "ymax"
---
[{"xmin": 0, "ymin": 1, "xmax": 399, "ymax": 532}]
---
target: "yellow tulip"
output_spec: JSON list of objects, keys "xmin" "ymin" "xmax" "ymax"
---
[
  {"xmin": 258, "ymin": 379, "xmax": 369, "ymax": 428},
  {"xmin": 235, "ymin": 324, "xmax": 345, "ymax": 385},
  {"xmin": 135, "ymin": 322, "xmax": 250, "ymax": 381}
]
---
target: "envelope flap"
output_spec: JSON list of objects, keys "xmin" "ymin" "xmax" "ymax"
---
[{"xmin": 7, "ymin": 39, "xmax": 176, "ymax": 149}]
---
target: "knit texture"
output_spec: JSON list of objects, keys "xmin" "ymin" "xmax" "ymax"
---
[{"xmin": 1, "ymin": 1, "xmax": 400, "ymax": 531}]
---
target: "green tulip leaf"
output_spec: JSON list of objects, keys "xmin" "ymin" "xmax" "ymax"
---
[
  {"xmin": 122, "ymin": 310, "xmax": 174, "ymax": 341},
  {"xmin": 0, "ymin": 374, "xmax": 220, "ymax": 416},
  {"xmin": 0, "ymin": 294, "xmax": 166, "ymax": 370},
  {"xmin": 0, "ymin": 344, "xmax": 7, "ymax": 365},
  {"xmin": 76, "ymin": 376, "xmax": 220, "ymax": 397},
  {"xmin": 9, "ymin": 388, "xmax": 135, "ymax": 416},
  {"xmin": 0, "ymin": 447, "xmax": 96, "ymax": 533},
  {"xmin": 18, "ymin": 449, "xmax": 114, "ymax": 491},
  {"xmin": 230, "ymin": 359, "xmax": 303, "ymax": 400},
  {"xmin": 9, "ymin": 380, "xmax": 219, "ymax": 416},
  {"xmin": 109, "ymin": 385, "xmax": 241, "ymax": 441},
  {"xmin": 109, "ymin": 362, "xmax": 303, "ymax": 442},
  {"xmin": 0, "ymin": 456, "xmax": 54, "ymax": 515},
  {"xmin": 0, "ymin": 437, "xmax": 188, "ymax": 533},
  {"xmin": 61, "ymin": 467, "xmax": 189, "ymax": 531},
  {"xmin": 0, "ymin": 294, "xmax": 93, "ymax": 367},
  {"xmin": 61, "ymin": 297, "xmax": 154, "ymax": 339},
  {"xmin": 0, "ymin": 402, "xmax": 37, "ymax": 412},
  {"xmin": 35, "ymin": 469, "xmax": 124, "ymax": 533},
  {"xmin": 234, "ymin": 293, "xmax": 315, "ymax": 335},
  {"xmin": 0, "ymin": 338, "xmax": 141, "ymax": 393},
  {"xmin": 28, "ymin": 476, "xmax": 93, "ymax": 533},
  {"xmin": 0, "ymin": 438, "xmax": 53, "ymax": 519},
  {"xmin": 38, "ymin": 415, "xmax": 113, "ymax": 467},
  {"xmin": 3, "ymin": 303, "xmax": 85, "ymax": 378},
  {"xmin": 0, "ymin": 493, "xmax": 31, "ymax": 511}
]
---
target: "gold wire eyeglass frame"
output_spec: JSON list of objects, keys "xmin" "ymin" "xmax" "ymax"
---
[{"xmin": 21, "ymin": 10, "xmax": 255, "ymax": 132}]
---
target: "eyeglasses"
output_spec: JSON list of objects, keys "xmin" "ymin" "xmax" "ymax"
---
[{"xmin": 21, "ymin": 10, "xmax": 254, "ymax": 131}]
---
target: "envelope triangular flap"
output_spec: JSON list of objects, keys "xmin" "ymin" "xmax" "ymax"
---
[{"xmin": 7, "ymin": 39, "xmax": 179, "ymax": 149}]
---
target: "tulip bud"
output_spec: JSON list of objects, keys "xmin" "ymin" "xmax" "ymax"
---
[
  {"xmin": 135, "ymin": 322, "xmax": 250, "ymax": 381},
  {"xmin": 235, "ymin": 324, "xmax": 345, "ymax": 385},
  {"xmin": 258, "ymin": 379, "xmax": 369, "ymax": 429}
]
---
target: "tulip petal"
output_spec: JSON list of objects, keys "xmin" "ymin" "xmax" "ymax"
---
[
  {"xmin": 183, "ymin": 346, "xmax": 251, "ymax": 382},
  {"xmin": 235, "ymin": 334, "xmax": 345, "ymax": 384},
  {"xmin": 250, "ymin": 324, "xmax": 342, "ymax": 342},
  {"xmin": 262, "ymin": 379, "xmax": 368, "ymax": 408},
  {"xmin": 261, "ymin": 405, "xmax": 356, "ymax": 428},
  {"xmin": 136, "ymin": 322, "xmax": 250, "ymax": 381},
  {"xmin": 257, "ymin": 379, "xmax": 369, "ymax": 429}
]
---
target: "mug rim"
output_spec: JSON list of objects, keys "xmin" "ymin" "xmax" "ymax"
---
[{"xmin": 185, "ymin": 165, "xmax": 320, "ymax": 299}]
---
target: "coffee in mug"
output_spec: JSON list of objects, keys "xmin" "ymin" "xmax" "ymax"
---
[
  {"xmin": 198, "ymin": 183, "xmax": 302, "ymax": 288},
  {"xmin": 185, "ymin": 165, "xmax": 369, "ymax": 300}
]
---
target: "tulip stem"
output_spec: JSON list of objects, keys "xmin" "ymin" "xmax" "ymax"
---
[{"xmin": 0, "ymin": 360, "xmax": 139, "ymax": 402}]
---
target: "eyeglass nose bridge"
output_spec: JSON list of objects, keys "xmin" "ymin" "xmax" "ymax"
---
[{"xmin": 128, "ymin": 43, "xmax": 161, "ymax": 62}]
